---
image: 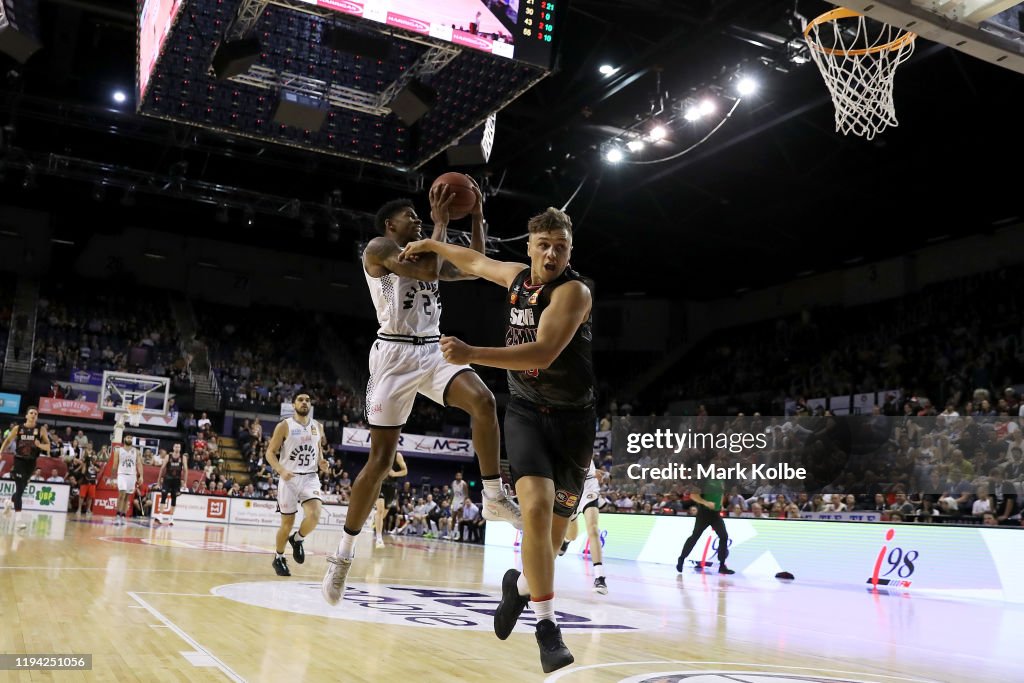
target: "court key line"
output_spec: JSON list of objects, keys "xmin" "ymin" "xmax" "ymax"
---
[{"xmin": 127, "ymin": 591, "xmax": 246, "ymax": 683}]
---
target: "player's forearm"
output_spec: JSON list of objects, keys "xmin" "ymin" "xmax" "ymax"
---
[
  {"xmin": 469, "ymin": 215, "xmax": 485, "ymax": 254},
  {"xmin": 425, "ymin": 241, "xmax": 489, "ymax": 277},
  {"xmin": 467, "ymin": 342, "xmax": 557, "ymax": 371},
  {"xmin": 429, "ymin": 216, "xmax": 447, "ymax": 242},
  {"xmin": 265, "ymin": 450, "xmax": 284, "ymax": 474}
]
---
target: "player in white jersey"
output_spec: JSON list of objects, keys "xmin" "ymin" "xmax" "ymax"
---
[
  {"xmin": 560, "ymin": 460, "xmax": 609, "ymax": 594},
  {"xmin": 323, "ymin": 180, "xmax": 521, "ymax": 606},
  {"xmin": 266, "ymin": 394, "xmax": 329, "ymax": 577},
  {"xmin": 110, "ymin": 435, "xmax": 143, "ymax": 525}
]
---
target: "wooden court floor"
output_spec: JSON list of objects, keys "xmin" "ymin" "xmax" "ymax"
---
[{"xmin": 1, "ymin": 510, "xmax": 1019, "ymax": 682}]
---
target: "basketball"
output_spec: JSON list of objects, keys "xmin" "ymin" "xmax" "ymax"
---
[{"xmin": 431, "ymin": 172, "xmax": 476, "ymax": 220}]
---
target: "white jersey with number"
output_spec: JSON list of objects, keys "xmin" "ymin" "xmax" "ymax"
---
[
  {"xmin": 365, "ymin": 268, "xmax": 442, "ymax": 337},
  {"xmin": 280, "ymin": 417, "xmax": 322, "ymax": 475},
  {"xmin": 117, "ymin": 447, "xmax": 139, "ymax": 477}
]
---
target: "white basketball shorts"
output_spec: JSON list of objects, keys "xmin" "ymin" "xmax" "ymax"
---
[
  {"xmin": 116, "ymin": 474, "xmax": 137, "ymax": 493},
  {"xmin": 365, "ymin": 339, "xmax": 474, "ymax": 428},
  {"xmin": 569, "ymin": 478, "xmax": 601, "ymax": 522},
  {"xmin": 277, "ymin": 472, "xmax": 323, "ymax": 515}
]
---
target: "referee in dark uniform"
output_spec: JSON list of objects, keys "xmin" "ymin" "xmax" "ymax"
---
[
  {"xmin": 399, "ymin": 206, "xmax": 593, "ymax": 673},
  {"xmin": 0, "ymin": 407, "xmax": 51, "ymax": 527},
  {"xmin": 675, "ymin": 477, "xmax": 735, "ymax": 574}
]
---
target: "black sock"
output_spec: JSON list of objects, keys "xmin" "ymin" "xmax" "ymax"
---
[
  {"xmin": 342, "ymin": 526, "xmax": 362, "ymax": 536},
  {"xmin": 481, "ymin": 474, "xmax": 500, "ymax": 480}
]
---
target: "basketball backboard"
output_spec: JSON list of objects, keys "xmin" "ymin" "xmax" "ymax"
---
[
  {"xmin": 99, "ymin": 371, "xmax": 171, "ymax": 417},
  {"xmin": 830, "ymin": 1, "xmax": 1024, "ymax": 74}
]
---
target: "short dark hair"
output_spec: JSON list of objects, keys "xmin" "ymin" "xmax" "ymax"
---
[
  {"xmin": 527, "ymin": 207, "xmax": 572, "ymax": 235},
  {"xmin": 375, "ymin": 199, "xmax": 414, "ymax": 234}
]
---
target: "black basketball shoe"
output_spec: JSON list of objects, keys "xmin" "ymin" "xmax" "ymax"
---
[
  {"xmin": 493, "ymin": 568, "xmax": 530, "ymax": 640},
  {"xmin": 535, "ymin": 619, "xmax": 574, "ymax": 673},
  {"xmin": 272, "ymin": 555, "xmax": 291, "ymax": 576},
  {"xmin": 289, "ymin": 532, "xmax": 305, "ymax": 564}
]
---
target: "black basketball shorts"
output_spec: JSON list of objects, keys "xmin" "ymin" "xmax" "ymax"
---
[{"xmin": 504, "ymin": 398, "xmax": 596, "ymax": 518}]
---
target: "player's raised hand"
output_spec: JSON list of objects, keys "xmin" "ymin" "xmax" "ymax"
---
[
  {"xmin": 429, "ymin": 182, "xmax": 454, "ymax": 225},
  {"xmin": 465, "ymin": 174, "xmax": 484, "ymax": 219}
]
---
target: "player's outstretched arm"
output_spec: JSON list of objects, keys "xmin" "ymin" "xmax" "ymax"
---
[
  {"xmin": 366, "ymin": 237, "xmax": 443, "ymax": 282},
  {"xmin": 401, "ymin": 239, "xmax": 524, "ymax": 288}
]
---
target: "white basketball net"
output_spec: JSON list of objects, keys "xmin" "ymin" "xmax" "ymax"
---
[
  {"xmin": 127, "ymin": 405, "xmax": 143, "ymax": 427},
  {"xmin": 804, "ymin": 10, "xmax": 916, "ymax": 140}
]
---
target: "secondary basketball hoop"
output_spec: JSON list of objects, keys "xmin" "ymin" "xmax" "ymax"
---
[
  {"xmin": 127, "ymin": 404, "xmax": 144, "ymax": 428},
  {"xmin": 803, "ymin": 7, "xmax": 916, "ymax": 140}
]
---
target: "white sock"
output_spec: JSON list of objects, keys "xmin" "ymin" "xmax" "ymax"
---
[
  {"xmin": 594, "ymin": 562, "xmax": 605, "ymax": 579},
  {"xmin": 293, "ymin": 531, "xmax": 305, "ymax": 542},
  {"xmin": 532, "ymin": 596, "xmax": 555, "ymax": 623},
  {"xmin": 276, "ymin": 552, "xmax": 284, "ymax": 559},
  {"xmin": 516, "ymin": 571, "xmax": 530, "ymax": 597},
  {"xmin": 337, "ymin": 531, "xmax": 358, "ymax": 559},
  {"xmin": 482, "ymin": 478, "xmax": 501, "ymax": 497}
]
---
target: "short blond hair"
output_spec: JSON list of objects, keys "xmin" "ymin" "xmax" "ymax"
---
[{"xmin": 527, "ymin": 207, "xmax": 572, "ymax": 235}]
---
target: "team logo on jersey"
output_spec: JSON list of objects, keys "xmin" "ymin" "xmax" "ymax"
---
[
  {"xmin": 509, "ymin": 308, "xmax": 535, "ymax": 327},
  {"xmin": 528, "ymin": 286, "xmax": 544, "ymax": 306},
  {"xmin": 509, "ymin": 292, "xmax": 518, "ymax": 305},
  {"xmin": 212, "ymin": 581, "xmax": 646, "ymax": 632},
  {"xmin": 555, "ymin": 489, "xmax": 579, "ymax": 509}
]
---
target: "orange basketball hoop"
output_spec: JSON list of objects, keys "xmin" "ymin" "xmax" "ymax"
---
[
  {"xmin": 803, "ymin": 8, "xmax": 916, "ymax": 140},
  {"xmin": 127, "ymin": 404, "xmax": 144, "ymax": 427}
]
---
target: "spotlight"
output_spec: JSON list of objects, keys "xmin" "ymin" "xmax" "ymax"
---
[
  {"xmin": 698, "ymin": 99, "xmax": 716, "ymax": 116},
  {"xmin": 604, "ymin": 146, "xmax": 624, "ymax": 163},
  {"xmin": 648, "ymin": 125, "xmax": 667, "ymax": 141},
  {"xmin": 625, "ymin": 139, "xmax": 645, "ymax": 152},
  {"xmin": 598, "ymin": 64, "xmax": 617, "ymax": 76},
  {"xmin": 736, "ymin": 76, "xmax": 758, "ymax": 96},
  {"xmin": 244, "ymin": 207, "xmax": 254, "ymax": 226},
  {"xmin": 112, "ymin": 90, "xmax": 127, "ymax": 104},
  {"xmin": 684, "ymin": 105, "xmax": 701, "ymax": 122}
]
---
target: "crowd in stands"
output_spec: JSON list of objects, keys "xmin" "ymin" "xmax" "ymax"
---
[
  {"xmin": 196, "ymin": 303, "xmax": 364, "ymax": 423},
  {"xmin": 639, "ymin": 267, "xmax": 1024, "ymax": 419},
  {"xmin": 31, "ymin": 285, "xmax": 190, "ymax": 386}
]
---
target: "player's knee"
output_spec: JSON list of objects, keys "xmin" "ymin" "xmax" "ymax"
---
[
  {"xmin": 366, "ymin": 451, "xmax": 395, "ymax": 477},
  {"xmin": 519, "ymin": 497, "xmax": 551, "ymax": 519}
]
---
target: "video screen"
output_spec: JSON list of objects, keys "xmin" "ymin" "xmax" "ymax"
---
[
  {"xmin": 138, "ymin": 0, "xmax": 184, "ymax": 100},
  {"xmin": 307, "ymin": 0, "xmax": 557, "ymax": 69}
]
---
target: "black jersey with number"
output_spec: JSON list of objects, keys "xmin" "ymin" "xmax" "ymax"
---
[
  {"xmin": 15, "ymin": 423, "xmax": 42, "ymax": 460},
  {"xmin": 505, "ymin": 267, "xmax": 595, "ymax": 409},
  {"xmin": 166, "ymin": 454, "xmax": 184, "ymax": 479}
]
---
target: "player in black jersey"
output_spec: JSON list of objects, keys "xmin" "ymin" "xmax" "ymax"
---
[
  {"xmin": 156, "ymin": 443, "xmax": 188, "ymax": 525},
  {"xmin": 375, "ymin": 451, "xmax": 407, "ymax": 548},
  {"xmin": 0, "ymin": 407, "xmax": 51, "ymax": 528},
  {"xmin": 402, "ymin": 207, "xmax": 593, "ymax": 674}
]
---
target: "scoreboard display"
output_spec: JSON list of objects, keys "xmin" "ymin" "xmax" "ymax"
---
[{"xmin": 293, "ymin": 0, "xmax": 564, "ymax": 70}]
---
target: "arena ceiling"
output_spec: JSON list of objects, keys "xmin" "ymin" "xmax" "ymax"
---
[{"xmin": 1, "ymin": 0, "xmax": 1023, "ymax": 300}]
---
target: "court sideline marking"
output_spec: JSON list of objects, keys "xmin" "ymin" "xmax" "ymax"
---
[{"xmin": 127, "ymin": 591, "xmax": 246, "ymax": 682}]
